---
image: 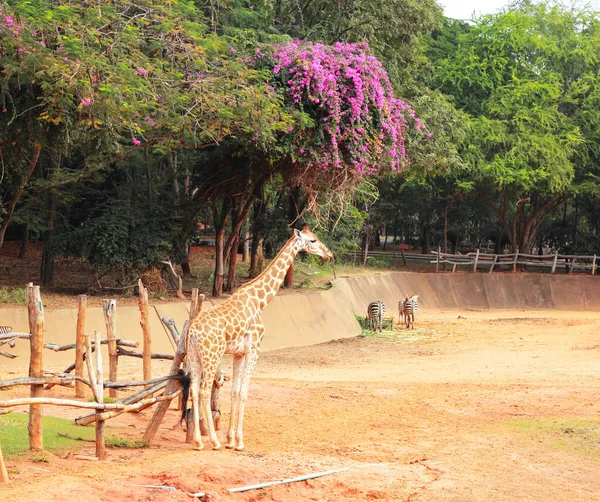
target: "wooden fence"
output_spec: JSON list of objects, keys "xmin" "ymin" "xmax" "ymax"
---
[
  {"xmin": 431, "ymin": 248, "xmax": 598, "ymax": 275},
  {"xmin": 0, "ymin": 283, "xmax": 205, "ymax": 470}
]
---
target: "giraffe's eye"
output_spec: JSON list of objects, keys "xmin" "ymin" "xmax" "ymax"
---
[{"xmin": 310, "ymin": 239, "xmax": 317, "ymax": 243}]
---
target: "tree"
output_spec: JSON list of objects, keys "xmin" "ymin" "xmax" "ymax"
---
[{"xmin": 430, "ymin": 3, "xmax": 600, "ymax": 253}]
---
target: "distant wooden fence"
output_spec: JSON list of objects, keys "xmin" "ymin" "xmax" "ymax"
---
[{"xmin": 430, "ymin": 247, "xmax": 598, "ymax": 275}]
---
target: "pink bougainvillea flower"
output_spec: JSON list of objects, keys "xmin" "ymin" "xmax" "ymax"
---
[
  {"xmin": 137, "ymin": 68, "xmax": 147, "ymax": 76},
  {"xmin": 266, "ymin": 40, "xmax": 426, "ymax": 174},
  {"xmin": 145, "ymin": 116, "xmax": 156, "ymax": 127},
  {"xmin": 132, "ymin": 137, "xmax": 141, "ymax": 146},
  {"xmin": 81, "ymin": 98, "xmax": 92, "ymax": 107}
]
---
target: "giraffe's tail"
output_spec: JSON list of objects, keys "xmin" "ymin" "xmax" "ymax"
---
[{"xmin": 178, "ymin": 370, "xmax": 191, "ymax": 426}]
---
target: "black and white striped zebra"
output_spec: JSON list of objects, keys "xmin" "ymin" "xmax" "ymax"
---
[
  {"xmin": 0, "ymin": 326, "xmax": 12, "ymax": 334},
  {"xmin": 403, "ymin": 295, "xmax": 419, "ymax": 329},
  {"xmin": 367, "ymin": 301, "xmax": 386, "ymax": 332}
]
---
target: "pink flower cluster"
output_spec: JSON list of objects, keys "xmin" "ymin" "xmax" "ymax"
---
[
  {"xmin": 0, "ymin": 6, "xmax": 23, "ymax": 37},
  {"xmin": 271, "ymin": 40, "xmax": 425, "ymax": 173}
]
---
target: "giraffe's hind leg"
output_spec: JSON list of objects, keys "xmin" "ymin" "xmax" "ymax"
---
[
  {"xmin": 189, "ymin": 361, "xmax": 203, "ymax": 450},
  {"xmin": 226, "ymin": 353, "xmax": 244, "ymax": 449},
  {"xmin": 235, "ymin": 345, "xmax": 260, "ymax": 451}
]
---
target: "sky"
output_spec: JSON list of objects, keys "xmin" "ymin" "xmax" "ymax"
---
[{"xmin": 440, "ymin": 0, "xmax": 510, "ymax": 20}]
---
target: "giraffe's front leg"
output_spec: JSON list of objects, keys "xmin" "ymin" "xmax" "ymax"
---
[
  {"xmin": 226, "ymin": 354, "xmax": 244, "ymax": 449},
  {"xmin": 200, "ymin": 377, "xmax": 222, "ymax": 450}
]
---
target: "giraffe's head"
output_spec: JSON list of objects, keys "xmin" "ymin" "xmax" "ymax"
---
[{"xmin": 293, "ymin": 224, "xmax": 334, "ymax": 262}]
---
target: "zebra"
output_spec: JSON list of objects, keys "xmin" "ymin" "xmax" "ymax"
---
[
  {"xmin": 0, "ymin": 326, "xmax": 12, "ymax": 334},
  {"xmin": 403, "ymin": 295, "xmax": 419, "ymax": 329},
  {"xmin": 398, "ymin": 298, "xmax": 407, "ymax": 325},
  {"xmin": 367, "ymin": 301, "xmax": 386, "ymax": 332}
]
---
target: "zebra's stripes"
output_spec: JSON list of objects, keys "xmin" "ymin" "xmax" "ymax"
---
[
  {"xmin": 403, "ymin": 295, "xmax": 419, "ymax": 329},
  {"xmin": 367, "ymin": 301, "xmax": 386, "ymax": 332},
  {"xmin": 0, "ymin": 326, "xmax": 13, "ymax": 334}
]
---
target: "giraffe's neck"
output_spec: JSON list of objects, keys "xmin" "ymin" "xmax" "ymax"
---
[{"xmin": 235, "ymin": 236, "xmax": 302, "ymax": 314}]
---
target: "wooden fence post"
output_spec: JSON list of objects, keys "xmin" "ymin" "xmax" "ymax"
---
[
  {"xmin": 0, "ymin": 443, "xmax": 8, "ymax": 483},
  {"xmin": 26, "ymin": 283, "xmax": 44, "ymax": 452},
  {"xmin": 75, "ymin": 295, "xmax": 87, "ymax": 398},
  {"xmin": 138, "ymin": 280, "xmax": 151, "ymax": 382},
  {"xmin": 512, "ymin": 248, "xmax": 519, "ymax": 273},
  {"xmin": 489, "ymin": 255, "xmax": 498, "ymax": 274},
  {"xmin": 569, "ymin": 257, "xmax": 576, "ymax": 274},
  {"xmin": 592, "ymin": 255, "xmax": 597, "ymax": 276},
  {"xmin": 143, "ymin": 290, "xmax": 204, "ymax": 442},
  {"xmin": 86, "ymin": 330, "xmax": 106, "ymax": 460},
  {"xmin": 473, "ymin": 249, "xmax": 479, "ymax": 273},
  {"xmin": 436, "ymin": 246, "xmax": 440, "ymax": 273},
  {"xmin": 551, "ymin": 251, "xmax": 558, "ymax": 274},
  {"xmin": 103, "ymin": 299, "xmax": 118, "ymax": 398}
]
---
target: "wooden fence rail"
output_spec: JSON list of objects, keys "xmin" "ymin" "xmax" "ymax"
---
[{"xmin": 430, "ymin": 249, "xmax": 598, "ymax": 275}]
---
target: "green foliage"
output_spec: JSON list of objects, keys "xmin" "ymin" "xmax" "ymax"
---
[
  {"xmin": 427, "ymin": 2, "xmax": 600, "ymax": 252},
  {"xmin": 0, "ymin": 287, "xmax": 26, "ymax": 304}
]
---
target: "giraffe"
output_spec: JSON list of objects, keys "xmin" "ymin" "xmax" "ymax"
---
[{"xmin": 186, "ymin": 224, "xmax": 333, "ymax": 451}]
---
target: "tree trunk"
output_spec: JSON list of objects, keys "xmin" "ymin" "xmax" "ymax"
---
[
  {"xmin": 225, "ymin": 232, "xmax": 240, "ymax": 292},
  {"xmin": 249, "ymin": 234, "xmax": 264, "ymax": 278},
  {"xmin": 212, "ymin": 197, "xmax": 231, "ymax": 298},
  {"xmin": 19, "ymin": 224, "xmax": 29, "ymax": 259},
  {"xmin": 0, "ymin": 142, "xmax": 42, "ymax": 248},
  {"xmin": 242, "ymin": 226, "xmax": 250, "ymax": 263},
  {"xmin": 284, "ymin": 188, "xmax": 302, "ymax": 289},
  {"xmin": 40, "ymin": 193, "xmax": 57, "ymax": 287},
  {"xmin": 361, "ymin": 225, "xmax": 372, "ymax": 267},
  {"xmin": 248, "ymin": 183, "xmax": 266, "ymax": 278}
]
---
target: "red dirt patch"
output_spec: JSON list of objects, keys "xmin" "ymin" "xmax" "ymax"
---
[{"xmin": 2, "ymin": 309, "xmax": 600, "ymax": 501}]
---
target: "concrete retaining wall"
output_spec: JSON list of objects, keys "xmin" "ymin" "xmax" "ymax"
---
[
  {"xmin": 333, "ymin": 272, "xmax": 600, "ymax": 315},
  {"xmin": 0, "ymin": 285, "xmax": 360, "ymax": 372},
  {"xmin": 1, "ymin": 271, "xmax": 598, "ymax": 372}
]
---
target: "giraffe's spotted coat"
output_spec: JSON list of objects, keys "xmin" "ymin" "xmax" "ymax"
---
[{"xmin": 186, "ymin": 225, "xmax": 333, "ymax": 451}]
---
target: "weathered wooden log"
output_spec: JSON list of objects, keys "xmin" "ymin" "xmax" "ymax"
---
[
  {"xmin": 143, "ymin": 291, "xmax": 204, "ymax": 443},
  {"xmin": 161, "ymin": 317, "xmax": 180, "ymax": 345},
  {"xmin": 75, "ymin": 294, "xmax": 87, "ymax": 398},
  {"xmin": 0, "ymin": 350, "xmax": 17, "ymax": 359},
  {"xmin": 0, "ymin": 333, "xmax": 30, "ymax": 342},
  {"xmin": 45, "ymin": 338, "xmax": 139, "ymax": 352},
  {"xmin": 0, "ymin": 376, "xmax": 83, "ymax": 389},
  {"xmin": 103, "ymin": 375, "xmax": 177, "ymax": 389},
  {"xmin": 0, "ymin": 338, "xmax": 16, "ymax": 347},
  {"xmin": 75, "ymin": 379, "xmax": 169, "ymax": 426},
  {"xmin": 93, "ymin": 329, "xmax": 106, "ymax": 460},
  {"xmin": 0, "ymin": 443, "xmax": 8, "ymax": 483},
  {"xmin": 26, "ymin": 283, "xmax": 44, "ymax": 452},
  {"xmin": 103, "ymin": 299, "xmax": 118, "ymax": 398},
  {"xmin": 92, "ymin": 391, "xmax": 181, "ymax": 423},
  {"xmin": 138, "ymin": 279, "xmax": 152, "ymax": 382},
  {"xmin": 117, "ymin": 346, "xmax": 174, "ymax": 360}
]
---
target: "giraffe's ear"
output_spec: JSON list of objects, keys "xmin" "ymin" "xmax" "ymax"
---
[{"xmin": 294, "ymin": 228, "xmax": 303, "ymax": 239}]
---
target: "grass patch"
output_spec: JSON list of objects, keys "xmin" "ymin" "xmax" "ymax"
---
[
  {"xmin": 0, "ymin": 287, "xmax": 27, "ymax": 304},
  {"xmin": 0, "ymin": 413, "xmax": 95, "ymax": 459},
  {"xmin": 354, "ymin": 314, "xmax": 444, "ymax": 343},
  {"xmin": 106, "ymin": 436, "xmax": 148, "ymax": 449},
  {"xmin": 87, "ymin": 396, "xmax": 118, "ymax": 403},
  {"xmin": 506, "ymin": 418, "xmax": 600, "ymax": 457}
]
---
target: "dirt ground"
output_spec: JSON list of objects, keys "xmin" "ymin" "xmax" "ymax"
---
[{"xmin": 1, "ymin": 309, "xmax": 600, "ymax": 501}]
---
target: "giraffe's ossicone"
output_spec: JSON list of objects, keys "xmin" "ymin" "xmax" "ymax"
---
[{"xmin": 185, "ymin": 224, "xmax": 333, "ymax": 451}]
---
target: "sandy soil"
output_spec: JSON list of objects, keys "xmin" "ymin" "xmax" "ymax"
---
[{"xmin": 1, "ymin": 309, "xmax": 600, "ymax": 501}]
